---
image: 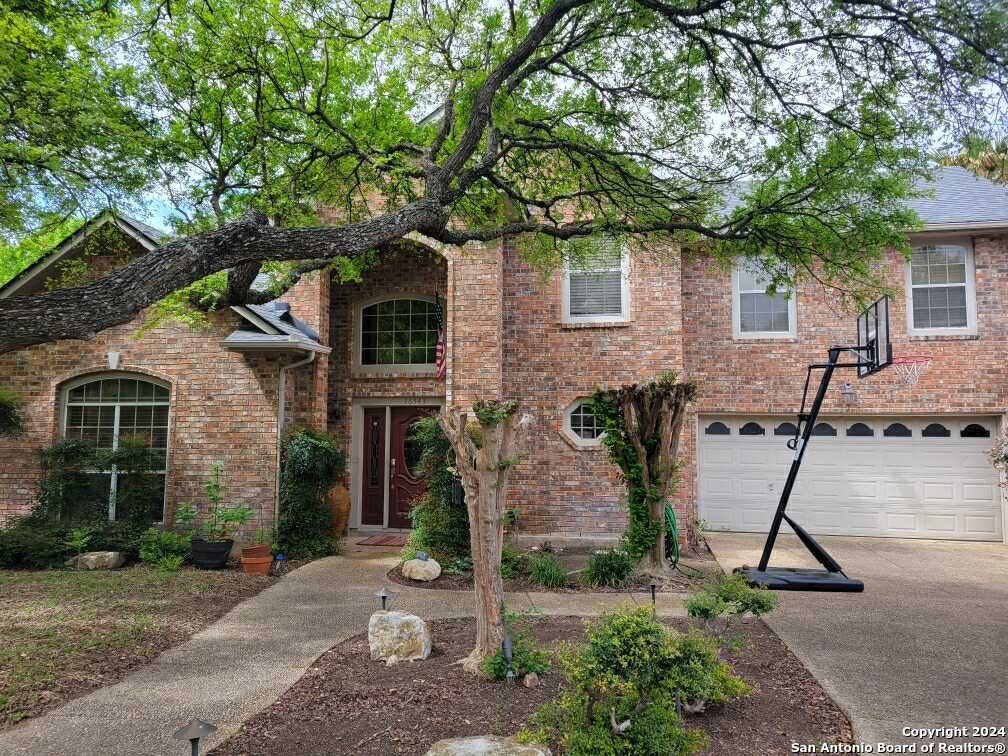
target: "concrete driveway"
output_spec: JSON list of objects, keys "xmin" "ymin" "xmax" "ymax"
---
[{"xmin": 707, "ymin": 533, "xmax": 1008, "ymax": 749}]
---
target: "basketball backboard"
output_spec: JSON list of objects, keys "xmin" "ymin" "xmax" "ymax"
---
[{"xmin": 856, "ymin": 296, "xmax": 892, "ymax": 376}]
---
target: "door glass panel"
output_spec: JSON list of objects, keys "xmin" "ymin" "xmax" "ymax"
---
[{"xmin": 404, "ymin": 422, "xmax": 424, "ymax": 476}]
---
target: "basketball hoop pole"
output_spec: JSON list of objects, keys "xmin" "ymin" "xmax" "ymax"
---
[{"xmin": 740, "ymin": 345, "xmax": 871, "ymax": 591}]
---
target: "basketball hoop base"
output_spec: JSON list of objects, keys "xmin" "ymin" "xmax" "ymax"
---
[{"xmin": 891, "ymin": 355, "xmax": 932, "ymax": 386}]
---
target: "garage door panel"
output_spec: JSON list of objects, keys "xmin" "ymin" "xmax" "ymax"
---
[{"xmin": 698, "ymin": 416, "xmax": 1002, "ymax": 541}]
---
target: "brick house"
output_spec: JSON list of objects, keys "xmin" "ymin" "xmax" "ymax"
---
[{"xmin": 1, "ymin": 167, "xmax": 1006, "ymax": 545}]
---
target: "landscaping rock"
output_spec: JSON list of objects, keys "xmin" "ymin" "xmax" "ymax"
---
[
  {"xmin": 425, "ymin": 736, "xmax": 551, "ymax": 756},
  {"xmin": 523, "ymin": 672, "xmax": 540, "ymax": 688},
  {"xmin": 402, "ymin": 558, "xmax": 442, "ymax": 581},
  {"xmin": 64, "ymin": 551, "xmax": 126, "ymax": 570},
  {"xmin": 368, "ymin": 610, "xmax": 432, "ymax": 665}
]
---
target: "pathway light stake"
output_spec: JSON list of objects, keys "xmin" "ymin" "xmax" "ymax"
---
[
  {"xmin": 174, "ymin": 719, "xmax": 217, "ymax": 756},
  {"xmin": 650, "ymin": 583, "xmax": 657, "ymax": 619},
  {"xmin": 417, "ymin": 550, "xmax": 430, "ymax": 561},
  {"xmin": 503, "ymin": 633, "xmax": 514, "ymax": 683},
  {"xmin": 374, "ymin": 587, "xmax": 398, "ymax": 611}
]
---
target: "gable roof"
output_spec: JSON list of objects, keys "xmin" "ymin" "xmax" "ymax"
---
[
  {"xmin": 225, "ymin": 301, "xmax": 329, "ymax": 353},
  {"xmin": 0, "ymin": 209, "xmax": 169, "ymax": 299}
]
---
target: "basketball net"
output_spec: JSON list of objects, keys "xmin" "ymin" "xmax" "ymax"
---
[{"xmin": 891, "ymin": 355, "xmax": 932, "ymax": 386}]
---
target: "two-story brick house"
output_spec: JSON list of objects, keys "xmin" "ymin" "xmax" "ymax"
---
[{"xmin": 2, "ymin": 167, "xmax": 1006, "ymax": 544}]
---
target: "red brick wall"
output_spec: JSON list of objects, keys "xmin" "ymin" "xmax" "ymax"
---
[{"xmin": 284, "ymin": 271, "xmax": 331, "ymax": 434}]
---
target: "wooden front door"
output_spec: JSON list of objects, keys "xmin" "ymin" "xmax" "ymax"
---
[
  {"xmin": 388, "ymin": 406, "xmax": 436, "ymax": 529},
  {"xmin": 361, "ymin": 408, "xmax": 386, "ymax": 526}
]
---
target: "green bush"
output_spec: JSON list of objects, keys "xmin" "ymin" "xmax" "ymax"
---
[
  {"xmin": 277, "ymin": 429, "xmax": 345, "ymax": 559},
  {"xmin": 104, "ymin": 436, "xmax": 165, "ymax": 524},
  {"xmin": 0, "ymin": 520, "xmax": 71, "ymax": 569},
  {"xmin": 500, "ymin": 545, "xmax": 526, "ymax": 579},
  {"xmin": 686, "ymin": 573, "xmax": 777, "ymax": 631},
  {"xmin": 0, "ymin": 385, "xmax": 25, "ymax": 437},
  {"xmin": 482, "ymin": 633, "xmax": 551, "ymax": 680},
  {"xmin": 526, "ymin": 553, "xmax": 567, "ymax": 588},
  {"xmin": 88, "ymin": 520, "xmax": 148, "ymax": 561},
  {"xmin": 405, "ymin": 416, "xmax": 470, "ymax": 561},
  {"xmin": 158, "ymin": 554, "xmax": 185, "ymax": 572},
  {"xmin": 683, "ymin": 590, "xmax": 728, "ymax": 621},
  {"xmin": 138, "ymin": 527, "xmax": 191, "ymax": 565},
  {"xmin": 521, "ymin": 607, "xmax": 748, "ymax": 756},
  {"xmin": 583, "ymin": 549, "xmax": 636, "ymax": 587},
  {"xmin": 35, "ymin": 439, "xmax": 108, "ymax": 523}
]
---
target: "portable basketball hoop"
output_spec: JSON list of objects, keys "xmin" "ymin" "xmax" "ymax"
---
[{"xmin": 891, "ymin": 355, "xmax": 932, "ymax": 386}]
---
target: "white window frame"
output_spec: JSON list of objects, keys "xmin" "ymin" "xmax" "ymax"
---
[
  {"xmin": 731, "ymin": 265, "xmax": 797, "ymax": 339},
  {"xmin": 561, "ymin": 399, "xmax": 605, "ymax": 448},
  {"xmin": 561, "ymin": 242, "xmax": 630, "ymax": 324},
  {"xmin": 354, "ymin": 294, "xmax": 439, "ymax": 375},
  {"xmin": 60, "ymin": 372, "xmax": 171, "ymax": 522},
  {"xmin": 905, "ymin": 238, "xmax": 977, "ymax": 337}
]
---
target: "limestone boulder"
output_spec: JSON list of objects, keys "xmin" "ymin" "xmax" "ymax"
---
[
  {"xmin": 424, "ymin": 736, "xmax": 551, "ymax": 756},
  {"xmin": 65, "ymin": 551, "xmax": 126, "ymax": 570},
  {"xmin": 402, "ymin": 558, "xmax": 442, "ymax": 581},
  {"xmin": 368, "ymin": 610, "xmax": 432, "ymax": 665}
]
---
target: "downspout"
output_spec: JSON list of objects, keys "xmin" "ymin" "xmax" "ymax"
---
[{"xmin": 275, "ymin": 351, "xmax": 317, "ymax": 531}]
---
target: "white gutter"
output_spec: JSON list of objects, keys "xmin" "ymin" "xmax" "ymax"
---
[{"xmin": 274, "ymin": 350, "xmax": 318, "ymax": 532}]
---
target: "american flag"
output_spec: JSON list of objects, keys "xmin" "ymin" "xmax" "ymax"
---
[{"xmin": 434, "ymin": 292, "xmax": 446, "ymax": 380}]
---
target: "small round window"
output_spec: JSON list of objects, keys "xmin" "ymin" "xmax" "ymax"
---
[{"xmin": 569, "ymin": 402, "xmax": 603, "ymax": 441}]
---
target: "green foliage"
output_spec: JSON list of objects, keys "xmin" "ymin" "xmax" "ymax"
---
[
  {"xmin": 443, "ymin": 555, "xmax": 474, "ymax": 576},
  {"xmin": 0, "ymin": 386, "xmax": 25, "ymax": 437},
  {"xmin": 0, "ymin": 520, "xmax": 71, "ymax": 569},
  {"xmin": 472, "ymin": 400, "xmax": 518, "ymax": 427},
  {"xmin": 34, "ymin": 440, "xmax": 109, "ymax": 523},
  {"xmin": 526, "ymin": 552, "xmax": 567, "ymax": 588},
  {"xmin": 157, "ymin": 554, "xmax": 185, "ymax": 572},
  {"xmin": 683, "ymin": 591, "xmax": 728, "ymax": 621},
  {"xmin": 277, "ymin": 429, "xmax": 345, "ymax": 559},
  {"xmin": 583, "ymin": 549, "xmax": 637, "ymax": 587},
  {"xmin": 87, "ymin": 520, "xmax": 148, "ymax": 561},
  {"xmin": 189, "ymin": 464, "xmax": 253, "ymax": 541},
  {"xmin": 138, "ymin": 528, "xmax": 191, "ymax": 565},
  {"xmin": 591, "ymin": 379, "xmax": 697, "ymax": 560},
  {"xmin": 500, "ymin": 546, "xmax": 527, "ymax": 580},
  {"xmin": 482, "ymin": 633, "xmax": 551, "ymax": 680},
  {"xmin": 63, "ymin": 527, "xmax": 94, "ymax": 560},
  {"xmin": 521, "ymin": 607, "xmax": 746, "ymax": 755},
  {"xmin": 105, "ymin": 436, "xmax": 164, "ymax": 524},
  {"xmin": 686, "ymin": 573, "xmax": 777, "ymax": 633}
]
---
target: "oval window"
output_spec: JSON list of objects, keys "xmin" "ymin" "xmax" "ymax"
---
[
  {"xmin": 774, "ymin": 422, "xmax": 797, "ymax": 436},
  {"xmin": 811, "ymin": 423, "xmax": 836, "ymax": 436},
  {"xmin": 922, "ymin": 423, "xmax": 951, "ymax": 438},
  {"xmin": 405, "ymin": 424, "xmax": 425, "ymax": 476},
  {"xmin": 705, "ymin": 422, "xmax": 730, "ymax": 435},
  {"xmin": 846, "ymin": 422, "xmax": 874, "ymax": 437},
  {"xmin": 883, "ymin": 423, "xmax": 912, "ymax": 438},
  {"xmin": 961, "ymin": 423, "xmax": 991, "ymax": 438},
  {"xmin": 739, "ymin": 422, "xmax": 765, "ymax": 436}
]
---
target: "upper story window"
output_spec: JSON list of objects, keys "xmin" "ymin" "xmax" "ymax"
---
[
  {"xmin": 360, "ymin": 298, "xmax": 438, "ymax": 367},
  {"xmin": 731, "ymin": 264, "xmax": 796, "ymax": 339},
  {"xmin": 562, "ymin": 238, "xmax": 629, "ymax": 323},
  {"xmin": 62, "ymin": 374, "xmax": 170, "ymax": 522},
  {"xmin": 906, "ymin": 242, "xmax": 976, "ymax": 336}
]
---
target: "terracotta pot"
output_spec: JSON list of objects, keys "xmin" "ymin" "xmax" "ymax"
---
[
  {"xmin": 241, "ymin": 554, "xmax": 273, "ymax": 575},
  {"xmin": 242, "ymin": 543, "xmax": 272, "ymax": 560},
  {"xmin": 326, "ymin": 482, "xmax": 351, "ymax": 537}
]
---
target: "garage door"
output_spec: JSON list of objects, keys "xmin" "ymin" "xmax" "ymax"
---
[{"xmin": 698, "ymin": 416, "xmax": 1003, "ymax": 541}]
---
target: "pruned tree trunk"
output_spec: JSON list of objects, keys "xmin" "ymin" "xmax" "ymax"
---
[{"xmin": 439, "ymin": 402, "xmax": 526, "ymax": 673}]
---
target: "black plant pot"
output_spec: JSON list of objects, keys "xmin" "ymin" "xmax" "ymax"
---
[{"xmin": 191, "ymin": 537, "xmax": 234, "ymax": 569}]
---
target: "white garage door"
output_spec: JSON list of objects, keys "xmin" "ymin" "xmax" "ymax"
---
[{"xmin": 698, "ymin": 416, "xmax": 1003, "ymax": 541}]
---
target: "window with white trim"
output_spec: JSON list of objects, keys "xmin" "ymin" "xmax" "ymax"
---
[
  {"xmin": 562, "ymin": 400, "xmax": 604, "ymax": 447},
  {"xmin": 907, "ymin": 243, "xmax": 976, "ymax": 334},
  {"xmin": 562, "ymin": 238, "xmax": 628, "ymax": 322},
  {"xmin": 732, "ymin": 264, "xmax": 796, "ymax": 338},
  {"xmin": 62, "ymin": 374, "xmax": 170, "ymax": 521},
  {"xmin": 360, "ymin": 298, "xmax": 439, "ymax": 366}
]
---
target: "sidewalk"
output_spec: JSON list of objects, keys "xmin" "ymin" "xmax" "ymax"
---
[{"xmin": 1, "ymin": 547, "xmax": 684, "ymax": 756}]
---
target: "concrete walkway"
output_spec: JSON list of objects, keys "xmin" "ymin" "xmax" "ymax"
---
[
  {"xmin": 1, "ymin": 545, "xmax": 684, "ymax": 756},
  {"xmin": 707, "ymin": 533, "xmax": 1008, "ymax": 748}
]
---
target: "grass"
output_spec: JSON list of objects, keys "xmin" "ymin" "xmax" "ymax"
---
[{"xmin": 0, "ymin": 565, "xmax": 273, "ymax": 729}]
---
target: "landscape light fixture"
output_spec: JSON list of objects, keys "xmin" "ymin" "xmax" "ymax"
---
[
  {"xmin": 502, "ymin": 633, "xmax": 515, "ymax": 683},
  {"xmin": 650, "ymin": 583, "xmax": 657, "ymax": 619},
  {"xmin": 374, "ymin": 586, "xmax": 398, "ymax": 611},
  {"xmin": 416, "ymin": 550, "xmax": 430, "ymax": 561},
  {"xmin": 173, "ymin": 719, "xmax": 217, "ymax": 756}
]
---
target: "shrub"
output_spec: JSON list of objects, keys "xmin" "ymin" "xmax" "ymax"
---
[
  {"xmin": 0, "ymin": 520, "xmax": 70, "ymax": 569},
  {"xmin": 526, "ymin": 553, "xmax": 567, "ymax": 588},
  {"xmin": 482, "ymin": 633, "xmax": 551, "ymax": 680},
  {"xmin": 686, "ymin": 573, "xmax": 776, "ymax": 634},
  {"xmin": 138, "ymin": 527, "xmax": 191, "ymax": 565},
  {"xmin": 104, "ymin": 436, "xmax": 165, "ymax": 524},
  {"xmin": 684, "ymin": 590, "xmax": 728, "ymax": 622},
  {"xmin": 277, "ymin": 429, "xmax": 345, "ymax": 559},
  {"xmin": 88, "ymin": 520, "xmax": 148, "ymax": 561},
  {"xmin": 500, "ymin": 545, "xmax": 526, "ymax": 579},
  {"xmin": 521, "ymin": 607, "xmax": 748, "ymax": 755},
  {"xmin": 35, "ymin": 439, "xmax": 108, "ymax": 522},
  {"xmin": 0, "ymin": 385, "xmax": 25, "ymax": 437},
  {"xmin": 406, "ymin": 416, "xmax": 469, "ymax": 561},
  {"xmin": 158, "ymin": 554, "xmax": 185, "ymax": 572},
  {"xmin": 444, "ymin": 555, "xmax": 473, "ymax": 576},
  {"xmin": 583, "ymin": 549, "xmax": 636, "ymax": 587}
]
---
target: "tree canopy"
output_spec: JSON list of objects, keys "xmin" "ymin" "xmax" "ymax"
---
[{"xmin": 0, "ymin": 0, "xmax": 1005, "ymax": 351}]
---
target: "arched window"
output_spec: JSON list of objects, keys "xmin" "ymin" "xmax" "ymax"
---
[
  {"xmin": 922, "ymin": 423, "xmax": 951, "ymax": 438},
  {"xmin": 883, "ymin": 423, "xmax": 912, "ymax": 438},
  {"xmin": 846, "ymin": 422, "xmax": 874, "ymax": 437},
  {"xmin": 774, "ymin": 422, "xmax": 797, "ymax": 436},
  {"xmin": 63, "ymin": 374, "xmax": 170, "ymax": 522},
  {"xmin": 704, "ymin": 421, "xmax": 730, "ymax": 435},
  {"xmin": 811, "ymin": 422, "xmax": 837, "ymax": 436},
  {"xmin": 360, "ymin": 299, "xmax": 438, "ymax": 366},
  {"xmin": 739, "ymin": 422, "xmax": 765, "ymax": 436},
  {"xmin": 961, "ymin": 423, "xmax": 991, "ymax": 438}
]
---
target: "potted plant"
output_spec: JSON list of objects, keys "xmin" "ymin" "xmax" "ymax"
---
[
  {"xmin": 240, "ymin": 525, "xmax": 274, "ymax": 574},
  {"xmin": 190, "ymin": 464, "xmax": 253, "ymax": 569}
]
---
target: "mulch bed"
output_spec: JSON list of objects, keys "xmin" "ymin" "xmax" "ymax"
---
[{"xmin": 212, "ymin": 617, "xmax": 851, "ymax": 756}]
